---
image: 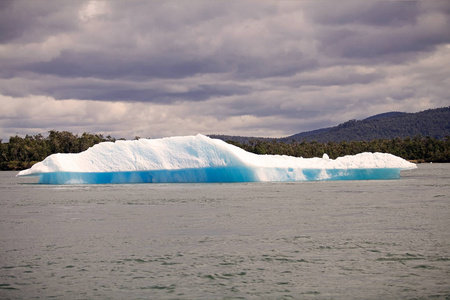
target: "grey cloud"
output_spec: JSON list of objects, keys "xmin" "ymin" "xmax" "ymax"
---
[
  {"xmin": 307, "ymin": 2, "xmax": 421, "ymax": 27},
  {"xmin": 1, "ymin": 73, "xmax": 251, "ymax": 103},
  {"xmin": 23, "ymin": 47, "xmax": 317, "ymax": 83},
  {"xmin": 1, "ymin": 1, "xmax": 449, "ymax": 139},
  {"xmin": 232, "ymin": 103, "xmax": 324, "ymax": 120},
  {"xmin": 233, "ymin": 53, "xmax": 318, "ymax": 80},
  {"xmin": 24, "ymin": 50, "xmax": 228, "ymax": 80},
  {"xmin": 45, "ymin": 83, "xmax": 252, "ymax": 103},
  {"xmin": 9, "ymin": 1, "xmax": 319, "ymax": 102},
  {"xmin": 319, "ymin": 25, "xmax": 450, "ymax": 61},
  {"xmin": 0, "ymin": 0, "xmax": 80, "ymax": 43},
  {"xmin": 294, "ymin": 71, "xmax": 382, "ymax": 88},
  {"xmin": 313, "ymin": 2, "xmax": 450, "ymax": 61}
]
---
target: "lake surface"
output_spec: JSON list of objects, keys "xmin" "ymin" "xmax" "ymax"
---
[{"xmin": 1, "ymin": 164, "xmax": 449, "ymax": 299}]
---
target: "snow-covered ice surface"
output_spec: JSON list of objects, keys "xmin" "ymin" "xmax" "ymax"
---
[{"xmin": 16, "ymin": 134, "xmax": 416, "ymax": 184}]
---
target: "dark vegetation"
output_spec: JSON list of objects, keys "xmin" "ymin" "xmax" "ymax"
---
[
  {"xmin": 0, "ymin": 131, "xmax": 115, "ymax": 170},
  {"xmin": 211, "ymin": 106, "xmax": 450, "ymax": 143},
  {"xmin": 1, "ymin": 107, "xmax": 449, "ymax": 170},
  {"xmin": 227, "ymin": 136, "xmax": 450, "ymax": 163}
]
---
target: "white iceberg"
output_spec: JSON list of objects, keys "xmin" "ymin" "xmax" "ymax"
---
[{"xmin": 16, "ymin": 134, "xmax": 416, "ymax": 184}]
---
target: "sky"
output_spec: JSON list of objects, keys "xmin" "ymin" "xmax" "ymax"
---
[{"xmin": 1, "ymin": 1, "xmax": 449, "ymax": 141}]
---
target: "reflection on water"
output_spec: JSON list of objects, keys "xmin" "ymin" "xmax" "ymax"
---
[{"xmin": 1, "ymin": 164, "xmax": 449, "ymax": 299}]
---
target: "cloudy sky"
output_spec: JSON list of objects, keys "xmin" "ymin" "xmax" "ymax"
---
[{"xmin": 1, "ymin": 1, "xmax": 449, "ymax": 140}]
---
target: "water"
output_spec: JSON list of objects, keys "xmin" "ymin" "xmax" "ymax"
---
[{"xmin": 1, "ymin": 164, "xmax": 449, "ymax": 299}]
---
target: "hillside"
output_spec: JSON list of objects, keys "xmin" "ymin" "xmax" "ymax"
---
[
  {"xmin": 210, "ymin": 107, "xmax": 450, "ymax": 143},
  {"xmin": 286, "ymin": 107, "xmax": 449, "ymax": 142}
]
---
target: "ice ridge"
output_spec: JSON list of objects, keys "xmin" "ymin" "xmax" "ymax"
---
[{"xmin": 16, "ymin": 134, "xmax": 416, "ymax": 184}]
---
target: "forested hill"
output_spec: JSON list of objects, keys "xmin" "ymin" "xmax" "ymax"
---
[
  {"xmin": 284, "ymin": 107, "xmax": 449, "ymax": 142},
  {"xmin": 211, "ymin": 107, "xmax": 450, "ymax": 143}
]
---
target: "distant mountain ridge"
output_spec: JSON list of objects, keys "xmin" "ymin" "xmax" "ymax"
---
[
  {"xmin": 210, "ymin": 106, "xmax": 450, "ymax": 143},
  {"xmin": 363, "ymin": 111, "xmax": 406, "ymax": 121}
]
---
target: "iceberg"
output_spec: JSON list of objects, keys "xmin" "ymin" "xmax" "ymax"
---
[{"xmin": 16, "ymin": 134, "xmax": 416, "ymax": 184}]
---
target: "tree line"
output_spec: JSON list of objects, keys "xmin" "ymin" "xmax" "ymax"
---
[
  {"xmin": 0, "ymin": 131, "xmax": 115, "ymax": 170},
  {"xmin": 229, "ymin": 136, "xmax": 450, "ymax": 163},
  {"xmin": 0, "ymin": 131, "xmax": 449, "ymax": 170}
]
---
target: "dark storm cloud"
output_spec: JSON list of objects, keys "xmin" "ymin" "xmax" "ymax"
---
[
  {"xmin": 0, "ymin": 1, "xmax": 321, "ymax": 103},
  {"xmin": 318, "ymin": 25, "xmax": 450, "ymax": 61},
  {"xmin": 24, "ymin": 49, "xmax": 315, "ymax": 81},
  {"xmin": 290, "ymin": 71, "xmax": 383, "ymax": 88},
  {"xmin": 25, "ymin": 50, "xmax": 228, "ymax": 80},
  {"xmin": 308, "ymin": 2, "xmax": 421, "ymax": 27},
  {"xmin": 309, "ymin": 2, "xmax": 450, "ymax": 61},
  {"xmin": 4, "ymin": 1, "xmax": 449, "ymax": 94},
  {"xmin": 1, "ymin": 0, "xmax": 449, "ymax": 139},
  {"xmin": 44, "ymin": 82, "xmax": 252, "ymax": 103},
  {"xmin": 21, "ymin": 31, "xmax": 317, "ymax": 84},
  {"xmin": 0, "ymin": 0, "xmax": 80, "ymax": 43}
]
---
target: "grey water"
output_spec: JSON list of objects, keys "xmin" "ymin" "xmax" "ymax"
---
[{"xmin": 1, "ymin": 164, "xmax": 449, "ymax": 299}]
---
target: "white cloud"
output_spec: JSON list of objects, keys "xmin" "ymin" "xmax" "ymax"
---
[{"xmin": 78, "ymin": 1, "xmax": 110, "ymax": 22}]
